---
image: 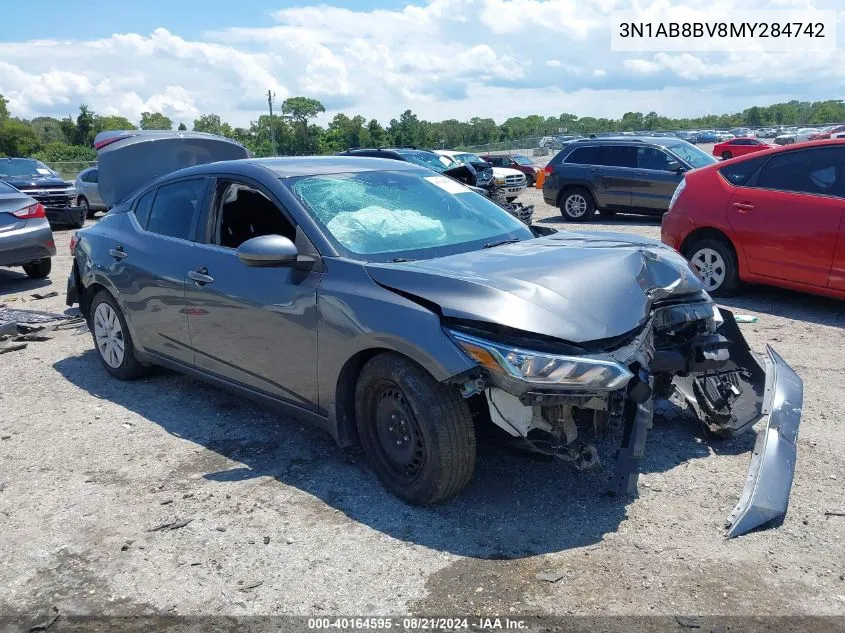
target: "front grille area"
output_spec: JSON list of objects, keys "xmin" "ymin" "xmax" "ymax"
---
[
  {"xmin": 504, "ymin": 174, "xmax": 525, "ymax": 186},
  {"xmin": 20, "ymin": 189, "xmax": 74, "ymax": 208}
]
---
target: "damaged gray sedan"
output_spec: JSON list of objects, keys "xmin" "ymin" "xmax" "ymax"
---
[{"xmin": 68, "ymin": 131, "xmax": 802, "ymax": 538}]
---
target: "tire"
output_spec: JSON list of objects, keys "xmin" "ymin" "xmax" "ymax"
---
[
  {"xmin": 559, "ymin": 187, "xmax": 596, "ymax": 222},
  {"xmin": 721, "ymin": 151, "xmax": 732, "ymax": 160},
  {"xmin": 786, "ymin": 138, "xmax": 794, "ymax": 145},
  {"xmin": 525, "ymin": 174, "xmax": 535, "ymax": 186},
  {"xmin": 89, "ymin": 290, "xmax": 146, "ymax": 380},
  {"xmin": 685, "ymin": 237, "xmax": 740, "ymax": 297},
  {"xmin": 354, "ymin": 352, "xmax": 476, "ymax": 505},
  {"xmin": 78, "ymin": 196, "xmax": 96, "ymax": 219},
  {"xmin": 22, "ymin": 258, "xmax": 51, "ymax": 279}
]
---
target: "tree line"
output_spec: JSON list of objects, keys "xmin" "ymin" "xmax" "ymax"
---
[{"xmin": 2, "ymin": 93, "xmax": 845, "ymax": 163}]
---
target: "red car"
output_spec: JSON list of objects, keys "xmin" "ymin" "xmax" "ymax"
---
[
  {"xmin": 808, "ymin": 125, "xmax": 845, "ymax": 141},
  {"xmin": 712, "ymin": 137, "xmax": 772, "ymax": 160},
  {"xmin": 480, "ymin": 154, "xmax": 540, "ymax": 185},
  {"xmin": 662, "ymin": 139, "xmax": 845, "ymax": 299}
]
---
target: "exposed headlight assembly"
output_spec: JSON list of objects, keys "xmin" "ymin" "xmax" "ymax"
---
[{"xmin": 448, "ymin": 330, "xmax": 633, "ymax": 391}]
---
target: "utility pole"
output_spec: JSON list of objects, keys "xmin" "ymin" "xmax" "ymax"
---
[{"xmin": 267, "ymin": 90, "xmax": 277, "ymax": 157}]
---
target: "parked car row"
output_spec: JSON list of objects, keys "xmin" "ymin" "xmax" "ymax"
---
[{"xmin": 59, "ymin": 129, "xmax": 802, "ymax": 538}]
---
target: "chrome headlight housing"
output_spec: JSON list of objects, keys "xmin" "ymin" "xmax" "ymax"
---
[
  {"xmin": 493, "ymin": 175, "xmax": 506, "ymax": 185},
  {"xmin": 448, "ymin": 330, "xmax": 633, "ymax": 391}
]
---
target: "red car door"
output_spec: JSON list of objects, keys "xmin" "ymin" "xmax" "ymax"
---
[
  {"xmin": 828, "ymin": 213, "xmax": 845, "ymax": 291},
  {"xmin": 726, "ymin": 146, "xmax": 844, "ymax": 287}
]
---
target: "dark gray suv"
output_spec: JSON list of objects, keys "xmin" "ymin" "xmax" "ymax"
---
[{"xmin": 542, "ymin": 138, "xmax": 717, "ymax": 221}]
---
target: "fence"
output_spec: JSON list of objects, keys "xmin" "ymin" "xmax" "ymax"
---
[
  {"xmin": 458, "ymin": 136, "xmax": 548, "ymax": 155},
  {"xmin": 44, "ymin": 161, "xmax": 97, "ymax": 181}
]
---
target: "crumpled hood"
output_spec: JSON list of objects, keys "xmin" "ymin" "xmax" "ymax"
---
[{"xmin": 365, "ymin": 231, "xmax": 705, "ymax": 344}]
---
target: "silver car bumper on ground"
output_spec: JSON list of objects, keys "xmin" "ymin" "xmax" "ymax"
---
[{"xmin": 726, "ymin": 346, "xmax": 803, "ymax": 538}]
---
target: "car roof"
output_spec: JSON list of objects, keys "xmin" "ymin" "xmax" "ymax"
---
[{"xmin": 164, "ymin": 155, "xmax": 426, "ymax": 179}]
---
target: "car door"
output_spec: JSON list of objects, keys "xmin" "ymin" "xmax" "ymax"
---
[
  {"xmin": 563, "ymin": 145, "xmax": 633, "ymax": 208},
  {"xmin": 85, "ymin": 168, "xmax": 105, "ymax": 208},
  {"xmin": 109, "ymin": 177, "xmax": 209, "ymax": 365},
  {"xmin": 727, "ymin": 146, "xmax": 845, "ymax": 287},
  {"xmin": 630, "ymin": 146, "xmax": 683, "ymax": 213},
  {"xmin": 183, "ymin": 176, "xmax": 321, "ymax": 410}
]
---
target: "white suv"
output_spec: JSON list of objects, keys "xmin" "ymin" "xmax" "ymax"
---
[{"xmin": 435, "ymin": 150, "xmax": 527, "ymax": 201}]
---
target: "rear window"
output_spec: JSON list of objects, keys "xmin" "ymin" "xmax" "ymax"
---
[
  {"xmin": 146, "ymin": 178, "xmax": 207, "ymax": 241},
  {"xmin": 565, "ymin": 146, "xmax": 600, "ymax": 165},
  {"xmin": 718, "ymin": 155, "xmax": 768, "ymax": 186},
  {"xmin": 0, "ymin": 181, "xmax": 18, "ymax": 194}
]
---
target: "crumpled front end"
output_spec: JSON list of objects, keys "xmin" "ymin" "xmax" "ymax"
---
[{"xmin": 445, "ymin": 303, "xmax": 803, "ymax": 538}]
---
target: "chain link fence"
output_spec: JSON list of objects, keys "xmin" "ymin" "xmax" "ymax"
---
[
  {"xmin": 458, "ymin": 136, "xmax": 549, "ymax": 156},
  {"xmin": 43, "ymin": 161, "xmax": 97, "ymax": 181}
]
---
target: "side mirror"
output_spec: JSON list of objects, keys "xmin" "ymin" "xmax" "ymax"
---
[
  {"xmin": 667, "ymin": 161, "xmax": 684, "ymax": 173},
  {"xmin": 237, "ymin": 235, "xmax": 298, "ymax": 267}
]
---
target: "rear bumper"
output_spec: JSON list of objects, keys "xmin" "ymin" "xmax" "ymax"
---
[
  {"xmin": 0, "ymin": 221, "xmax": 56, "ymax": 267},
  {"xmin": 725, "ymin": 345, "xmax": 803, "ymax": 537}
]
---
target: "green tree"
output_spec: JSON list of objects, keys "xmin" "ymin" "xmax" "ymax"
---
[
  {"xmin": 0, "ymin": 119, "xmax": 42, "ymax": 156},
  {"xmin": 0, "ymin": 94, "xmax": 9, "ymax": 122},
  {"xmin": 33, "ymin": 142, "xmax": 96, "ymax": 162},
  {"xmin": 74, "ymin": 105, "xmax": 96, "ymax": 146},
  {"xmin": 95, "ymin": 115, "xmax": 136, "ymax": 132},
  {"xmin": 192, "ymin": 113, "xmax": 232, "ymax": 137},
  {"xmin": 367, "ymin": 119, "xmax": 387, "ymax": 147},
  {"xmin": 281, "ymin": 97, "xmax": 325, "ymax": 152},
  {"xmin": 140, "ymin": 111, "xmax": 173, "ymax": 130},
  {"xmin": 178, "ymin": 122, "xmax": 187, "ymax": 131},
  {"xmin": 30, "ymin": 117, "xmax": 68, "ymax": 144}
]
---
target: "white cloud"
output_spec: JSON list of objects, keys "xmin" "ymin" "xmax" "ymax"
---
[{"xmin": 0, "ymin": 0, "xmax": 843, "ymax": 128}]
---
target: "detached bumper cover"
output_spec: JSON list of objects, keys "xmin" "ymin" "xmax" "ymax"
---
[{"xmin": 725, "ymin": 345, "xmax": 803, "ymax": 538}]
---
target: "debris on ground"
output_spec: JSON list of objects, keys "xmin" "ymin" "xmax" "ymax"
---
[
  {"xmin": 0, "ymin": 307, "xmax": 71, "ymax": 325},
  {"xmin": 238, "ymin": 579, "xmax": 264, "ymax": 592},
  {"xmin": 147, "ymin": 518, "xmax": 194, "ymax": 532},
  {"xmin": 535, "ymin": 569, "xmax": 570, "ymax": 583},
  {"xmin": 674, "ymin": 615, "xmax": 702, "ymax": 629},
  {"xmin": 29, "ymin": 608, "xmax": 60, "ymax": 632},
  {"xmin": 29, "ymin": 291, "xmax": 59, "ymax": 301},
  {"xmin": 824, "ymin": 510, "xmax": 845, "ymax": 517},
  {"xmin": 734, "ymin": 314, "xmax": 759, "ymax": 323}
]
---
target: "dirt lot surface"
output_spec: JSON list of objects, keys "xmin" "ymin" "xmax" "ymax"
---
[{"xmin": 1, "ymin": 189, "xmax": 844, "ymax": 624}]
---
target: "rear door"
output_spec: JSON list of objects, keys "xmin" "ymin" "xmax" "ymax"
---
[
  {"xmin": 629, "ymin": 146, "xmax": 682, "ymax": 213},
  {"xmin": 563, "ymin": 145, "xmax": 633, "ymax": 208},
  {"xmin": 727, "ymin": 146, "xmax": 845, "ymax": 287},
  {"xmin": 109, "ymin": 177, "xmax": 209, "ymax": 365},
  {"xmin": 183, "ymin": 176, "xmax": 321, "ymax": 409}
]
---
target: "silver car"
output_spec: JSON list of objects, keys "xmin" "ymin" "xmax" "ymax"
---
[
  {"xmin": 0, "ymin": 181, "xmax": 56, "ymax": 278},
  {"xmin": 74, "ymin": 167, "xmax": 107, "ymax": 219}
]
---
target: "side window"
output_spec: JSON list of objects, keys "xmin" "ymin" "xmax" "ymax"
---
[
  {"xmin": 89, "ymin": 168, "xmax": 98, "ymax": 183},
  {"xmin": 132, "ymin": 189, "xmax": 156, "ymax": 229},
  {"xmin": 755, "ymin": 148, "xmax": 845, "ymax": 196},
  {"xmin": 146, "ymin": 178, "xmax": 207, "ymax": 240},
  {"xmin": 565, "ymin": 146, "xmax": 600, "ymax": 165},
  {"xmin": 600, "ymin": 145, "xmax": 637, "ymax": 168},
  {"xmin": 210, "ymin": 180, "xmax": 295, "ymax": 249},
  {"xmin": 719, "ymin": 156, "xmax": 767, "ymax": 186},
  {"xmin": 637, "ymin": 147, "xmax": 673, "ymax": 171}
]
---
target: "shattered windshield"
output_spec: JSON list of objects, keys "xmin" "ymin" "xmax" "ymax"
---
[
  {"xmin": 286, "ymin": 170, "xmax": 532, "ymax": 262},
  {"xmin": 0, "ymin": 158, "xmax": 58, "ymax": 179},
  {"xmin": 395, "ymin": 150, "xmax": 448, "ymax": 173}
]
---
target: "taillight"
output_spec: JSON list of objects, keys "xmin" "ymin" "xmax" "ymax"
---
[
  {"xmin": 667, "ymin": 178, "xmax": 686, "ymax": 212},
  {"xmin": 12, "ymin": 203, "xmax": 45, "ymax": 219},
  {"xmin": 543, "ymin": 164, "xmax": 553, "ymax": 175},
  {"xmin": 69, "ymin": 233, "xmax": 80, "ymax": 256}
]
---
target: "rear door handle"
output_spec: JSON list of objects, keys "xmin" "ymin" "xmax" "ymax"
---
[
  {"xmin": 732, "ymin": 202, "xmax": 755, "ymax": 212},
  {"xmin": 109, "ymin": 246, "xmax": 128, "ymax": 259},
  {"xmin": 189, "ymin": 268, "xmax": 214, "ymax": 286}
]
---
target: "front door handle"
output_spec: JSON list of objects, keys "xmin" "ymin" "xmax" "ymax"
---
[
  {"xmin": 189, "ymin": 268, "xmax": 214, "ymax": 286},
  {"xmin": 732, "ymin": 202, "xmax": 755, "ymax": 212},
  {"xmin": 109, "ymin": 246, "xmax": 128, "ymax": 259}
]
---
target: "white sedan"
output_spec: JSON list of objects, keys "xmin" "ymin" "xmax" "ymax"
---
[{"xmin": 774, "ymin": 127, "xmax": 819, "ymax": 145}]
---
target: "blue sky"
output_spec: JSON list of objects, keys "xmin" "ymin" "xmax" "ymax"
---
[
  {"xmin": 1, "ymin": 0, "xmax": 843, "ymax": 128},
  {"xmin": 0, "ymin": 0, "xmax": 411, "ymax": 40}
]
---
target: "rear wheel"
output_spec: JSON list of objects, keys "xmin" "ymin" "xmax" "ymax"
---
[
  {"xmin": 686, "ymin": 237, "xmax": 740, "ymax": 296},
  {"xmin": 89, "ymin": 290, "xmax": 146, "ymax": 379},
  {"xmin": 69, "ymin": 206, "xmax": 86, "ymax": 229},
  {"xmin": 78, "ymin": 196, "xmax": 96, "ymax": 219},
  {"xmin": 22, "ymin": 258, "xmax": 51, "ymax": 279},
  {"xmin": 355, "ymin": 353, "xmax": 476, "ymax": 505},
  {"xmin": 559, "ymin": 187, "xmax": 596, "ymax": 222},
  {"xmin": 721, "ymin": 151, "xmax": 732, "ymax": 160}
]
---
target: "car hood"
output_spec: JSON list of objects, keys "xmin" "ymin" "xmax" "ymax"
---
[
  {"xmin": 365, "ymin": 231, "xmax": 704, "ymax": 344},
  {"xmin": 491, "ymin": 167, "xmax": 525, "ymax": 179},
  {"xmin": 3, "ymin": 176, "xmax": 71, "ymax": 189},
  {"xmin": 94, "ymin": 130, "xmax": 250, "ymax": 206}
]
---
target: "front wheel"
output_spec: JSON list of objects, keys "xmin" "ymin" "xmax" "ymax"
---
[
  {"xmin": 559, "ymin": 188, "xmax": 596, "ymax": 222},
  {"xmin": 721, "ymin": 151, "xmax": 732, "ymax": 160},
  {"xmin": 355, "ymin": 353, "xmax": 476, "ymax": 505},
  {"xmin": 89, "ymin": 290, "xmax": 147, "ymax": 380},
  {"xmin": 686, "ymin": 237, "xmax": 740, "ymax": 296},
  {"xmin": 78, "ymin": 196, "xmax": 95, "ymax": 219}
]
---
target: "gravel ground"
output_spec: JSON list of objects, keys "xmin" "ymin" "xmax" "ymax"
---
[{"xmin": 1, "ymin": 185, "xmax": 844, "ymax": 624}]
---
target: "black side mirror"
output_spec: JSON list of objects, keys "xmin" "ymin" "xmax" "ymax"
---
[{"xmin": 237, "ymin": 235, "xmax": 298, "ymax": 267}]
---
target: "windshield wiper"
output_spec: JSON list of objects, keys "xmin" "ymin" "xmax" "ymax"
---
[{"xmin": 483, "ymin": 238, "xmax": 521, "ymax": 249}]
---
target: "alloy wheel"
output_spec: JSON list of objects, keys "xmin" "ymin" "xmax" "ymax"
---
[
  {"xmin": 93, "ymin": 302, "xmax": 125, "ymax": 368},
  {"xmin": 691, "ymin": 247, "xmax": 727, "ymax": 292},
  {"xmin": 565, "ymin": 194, "xmax": 588, "ymax": 218}
]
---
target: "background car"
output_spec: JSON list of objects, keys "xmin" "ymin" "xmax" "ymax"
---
[
  {"xmin": 436, "ymin": 150, "xmax": 526, "ymax": 201},
  {"xmin": 774, "ymin": 127, "xmax": 818, "ymax": 145},
  {"xmin": 0, "ymin": 180, "xmax": 56, "ymax": 279},
  {"xmin": 74, "ymin": 167, "xmax": 108, "ymax": 219},
  {"xmin": 715, "ymin": 131, "xmax": 735, "ymax": 142},
  {"xmin": 479, "ymin": 153, "xmax": 539, "ymax": 185},
  {"xmin": 0, "ymin": 158, "xmax": 84, "ymax": 228},
  {"xmin": 808, "ymin": 125, "xmax": 845, "ymax": 141},
  {"xmin": 541, "ymin": 137, "xmax": 717, "ymax": 221},
  {"xmin": 662, "ymin": 139, "xmax": 845, "ymax": 298},
  {"xmin": 712, "ymin": 137, "xmax": 772, "ymax": 160},
  {"xmin": 695, "ymin": 130, "xmax": 716, "ymax": 143}
]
